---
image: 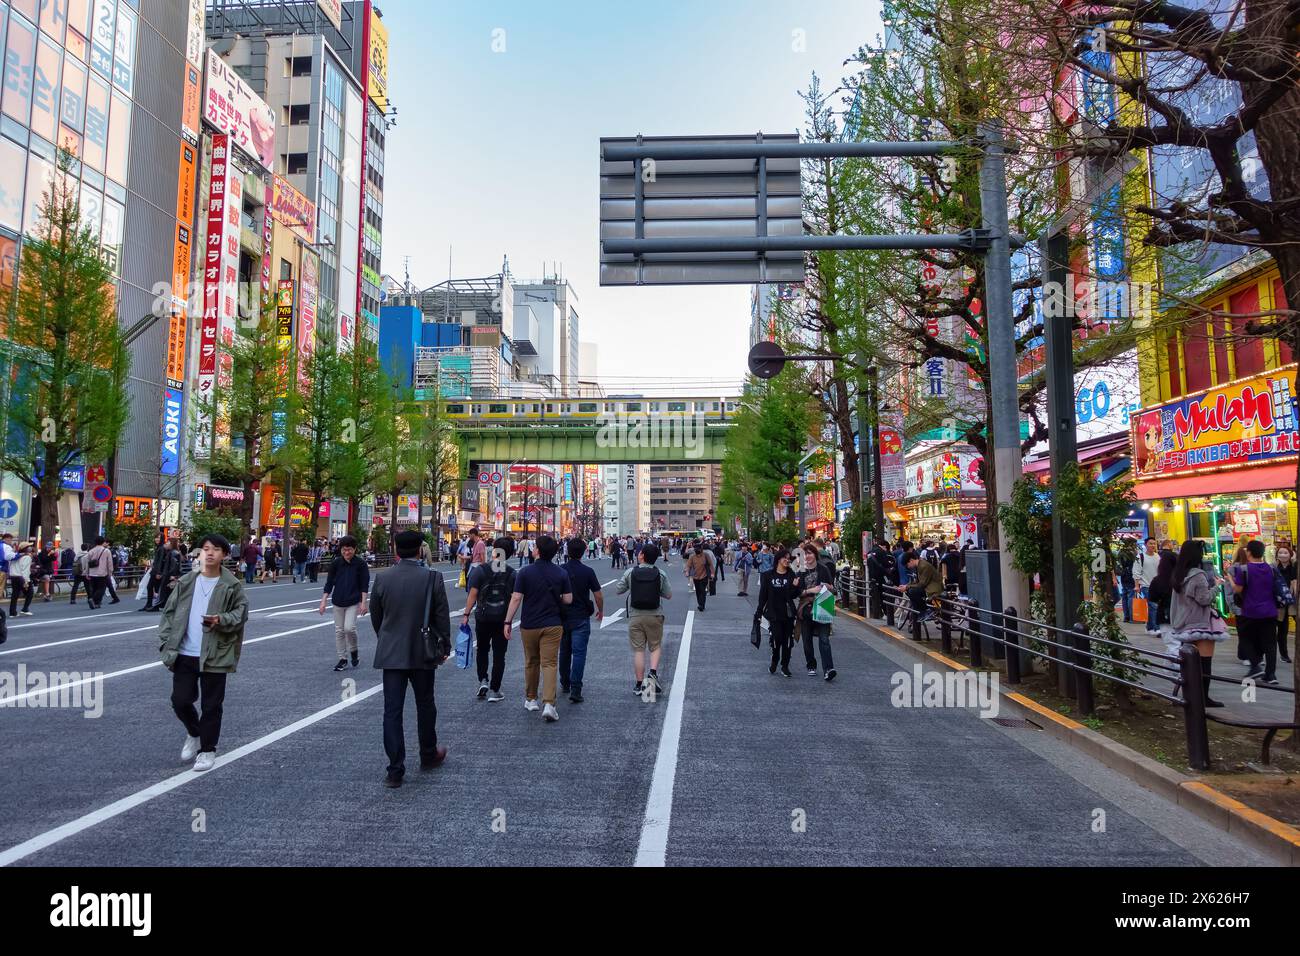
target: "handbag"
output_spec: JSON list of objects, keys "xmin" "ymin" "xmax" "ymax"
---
[
  {"xmin": 750, "ymin": 617, "xmax": 762, "ymax": 648},
  {"xmin": 419, "ymin": 570, "xmax": 450, "ymax": 664},
  {"xmin": 1209, "ymin": 610, "xmax": 1228, "ymax": 635}
]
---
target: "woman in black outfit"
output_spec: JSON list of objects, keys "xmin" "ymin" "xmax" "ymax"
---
[
  {"xmin": 755, "ymin": 547, "xmax": 800, "ymax": 677},
  {"xmin": 1275, "ymin": 545, "xmax": 1295, "ymax": 664}
]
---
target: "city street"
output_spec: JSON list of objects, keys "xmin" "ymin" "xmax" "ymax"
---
[{"xmin": 0, "ymin": 556, "xmax": 1271, "ymax": 867}]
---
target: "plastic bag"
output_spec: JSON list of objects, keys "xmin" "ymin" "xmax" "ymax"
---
[
  {"xmin": 455, "ymin": 622, "xmax": 473, "ymax": 669},
  {"xmin": 811, "ymin": 585, "xmax": 836, "ymax": 624}
]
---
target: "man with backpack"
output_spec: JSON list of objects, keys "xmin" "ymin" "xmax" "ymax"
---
[
  {"xmin": 463, "ymin": 537, "xmax": 517, "ymax": 702},
  {"xmin": 559, "ymin": 537, "xmax": 605, "ymax": 703},
  {"xmin": 617, "ymin": 542, "xmax": 672, "ymax": 698},
  {"xmin": 502, "ymin": 535, "xmax": 572, "ymax": 722}
]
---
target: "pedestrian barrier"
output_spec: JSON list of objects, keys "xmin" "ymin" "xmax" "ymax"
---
[{"xmin": 835, "ymin": 568, "xmax": 1296, "ymax": 771}]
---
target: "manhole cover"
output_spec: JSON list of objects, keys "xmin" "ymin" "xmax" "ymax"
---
[{"xmin": 988, "ymin": 717, "xmax": 1042, "ymax": 730}]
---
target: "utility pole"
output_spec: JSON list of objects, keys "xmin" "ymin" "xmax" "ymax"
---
[
  {"xmin": 978, "ymin": 119, "xmax": 1028, "ymax": 615},
  {"xmin": 866, "ymin": 364, "xmax": 886, "ymax": 543}
]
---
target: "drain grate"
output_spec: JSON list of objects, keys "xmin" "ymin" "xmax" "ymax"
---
[{"xmin": 988, "ymin": 717, "xmax": 1042, "ymax": 730}]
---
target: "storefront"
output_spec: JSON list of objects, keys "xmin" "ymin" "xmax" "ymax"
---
[
  {"xmin": 1130, "ymin": 365, "xmax": 1299, "ymax": 569},
  {"xmin": 898, "ymin": 445, "xmax": 986, "ymax": 545}
]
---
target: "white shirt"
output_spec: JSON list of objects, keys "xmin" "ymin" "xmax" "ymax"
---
[{"xmin": 183, "ymin": 574, "xmax": 219, "ymax": 657}]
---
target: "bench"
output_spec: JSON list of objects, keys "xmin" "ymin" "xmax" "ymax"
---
[{"xmin": 1205, "ymin": 713, "xmax": 1300, "ymax": 765}]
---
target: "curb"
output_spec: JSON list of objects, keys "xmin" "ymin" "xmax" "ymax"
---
[{"xmin": 839, "ymin": 606, "xmax": 1300, "ymax": 866}]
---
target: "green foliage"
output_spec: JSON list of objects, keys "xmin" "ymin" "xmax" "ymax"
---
[
  {"xmin": 997, "ymin": 478, "xmax": 1054, "ymax": 579},
  {"xmin": 769, "ymin": 519, "xmax": 800, "ymax": 548},
  {"xmin": 103, "ymin": 518, "xmax": 158, "ymax": 565},
  {"xmin": 840, "ymin": 506, "xmax": 869, "ymax": 567},
  {"xmin": 183, "ymin": 508, "xmax": 245, "ymax": 552},
  {"xmin": 369, "ymin": 522, "xmax": 390, "ymax": 555},
  {"xmin": 0, "ymin": 150, "xmax": 130, "ymax": 540}
]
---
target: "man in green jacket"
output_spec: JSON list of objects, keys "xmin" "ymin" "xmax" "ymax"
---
[{"xmin": 158, "ymin": 534, "xmax": 249, "ymax": 772}]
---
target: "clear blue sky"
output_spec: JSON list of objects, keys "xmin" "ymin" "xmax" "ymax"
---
[{"xmin": 380, "ymin": 0, "xmax": 882, "ymax": 389}]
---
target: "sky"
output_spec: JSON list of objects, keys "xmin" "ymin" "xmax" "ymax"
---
[{"xmin": 379, "ymin": 0, "xmax": 883, "ymax": 392}]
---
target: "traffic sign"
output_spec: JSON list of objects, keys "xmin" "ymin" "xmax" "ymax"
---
[
  {"xmin": 479, "ymin": 472, "xmax": 491, "ymax": 485},
  {"xmin": 0, "ymin": 499, "xmax": 17, "ymax": 519},
  {"xmin": 780, "ymin": 483, "xmax": 795, "ymax": 499},
  {"xmin": 92, "ymin": 484, "xmax": 113, "ymax": 503},
  {"xmin": 749, "ymin": 341, "xmax": 787, "ymax": 379},
  {"xmin": 490, "ymin": 471, "xmax": 502, "ymax": 484}
]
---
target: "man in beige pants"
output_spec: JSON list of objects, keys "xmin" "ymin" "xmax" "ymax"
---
[{"xmin": 502, "ymin": 535, "xmax": 572, "ymax": 722}]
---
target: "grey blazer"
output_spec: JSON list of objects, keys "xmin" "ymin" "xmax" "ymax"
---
[{"xmin": 370, "ymin": 559, "xmax": 450, "ymax": 670}]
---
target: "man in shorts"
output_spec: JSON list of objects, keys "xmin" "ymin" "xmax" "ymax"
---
[{"xmin": 615, "ymin": 543, "xmax": 672, "ymax": 698}]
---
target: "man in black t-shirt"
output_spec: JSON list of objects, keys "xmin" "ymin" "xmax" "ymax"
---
[
  {"xmin": 941, "ymin": 544, "xmax": 963, "ymax": 594},
  {"xmin": 559, "ymin": 538, "xmax": 605, "ymax": 703},
  {"xmin": 463, "ymin": 537, "xmax": 516, "ymax": 702},
  {"xmin": 503, "ymin": 536, "xmax": 572, "ymax": 722}
]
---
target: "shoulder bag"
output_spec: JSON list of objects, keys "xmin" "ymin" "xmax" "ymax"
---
[{"xmin": 419, "ymin": 570, "xmax": 449, "ymax": 664}]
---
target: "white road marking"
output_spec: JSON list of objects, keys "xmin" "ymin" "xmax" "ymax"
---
[
  {"xmin": 0, "ymin": 599, "xmax": 322, "ymax": 654},
  {"xmin": 0, "ymin": 682, "xmax": 383, "ymax": 866},
  {"xmin": 600, "ymin": 608, "xmax": 626, "ymax": 629},
  {"xmin": 634, "ymin": 609, "xmax": 694, "ymax": 867},
  {"xmin": 0, "ymin": 622, "xmax": 331, "ymax": 704}
]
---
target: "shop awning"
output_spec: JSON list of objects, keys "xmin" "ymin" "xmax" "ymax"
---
[
  {"xmin": 1022, "ymin": 435, "xmax": 1131, "ymax": 474},
  {"xmin": 1097, "ymin": 458, "xmax": 1131, "ymax": 484},
  {"xmin": 1133, "ymin": 463, "xmax": 1299, "ymax": 500}
]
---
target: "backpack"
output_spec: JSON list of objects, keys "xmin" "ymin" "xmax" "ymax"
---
[
  {"xmin": 475, "ymin": 566, "xmax": 515, "ymax": 622},
  {"xmin": 1272, "ymin": 565, "xmax": 1294, "ymax": 609},
  {"xmin": 629, "ymin": 565, "xmax": 661, "ymax": 610}
]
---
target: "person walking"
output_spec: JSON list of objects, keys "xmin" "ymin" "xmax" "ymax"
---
[
  {"xmin": 1169, "ymin": 539, "xmax": 1225, "ymax": 707},
  {"xmin": 462, "ymin": 538, "xmax": 512, "ymax": 702},
  {"xmin": 755, "ymin": 547, "xmax": 800, "ymax": 677},
  {"xmin": 1274, "ymin": 545, "xmax": 1295, "ymax": 665},
  {"xmin": 463, "ymin": 537, "xmax": 516, "ymax": 703},
  {"xmin": 262, "ymin": 538, "xmax": 281, "ymax": 583},
  {"xmin": 686, "ymin": 543, "xmax": 711, "ymax": 612},
  {"xmin": 84, "ymin": 536, "xmax": 113, "ymax": 609},
  {"xmin": 502, "ymin": 535, "xmax": 572, "ymax": 722},
  {"xmin": 157, "ymin": 534, "xmax": 249, "ymax": 772},
  {"xmin": 615, "ymin": 542, "xmax": 671, "ymax": 697},
  {"xmin": 68, "ymin": 543, "xmax": 90, "ymax": 605},
  {"xmin": 306, "ymin": 539, "xmax": 324, "ymax": 583},
  {"xmin": 734, "ymin": 544, "xmax": 753, "ymax": 596},
  {"xmin": 8, "ymin": 544, "xmax": 34, "ymax": 616},
  {"xmin": 144, "ymin": 539, "xmax": 182, "ymax": 613},
  {"xmin": 240, "ymin": 537, "xmax": 260, "ymax": 586},
  {"xmin": 290, "ymin": 538, "xmax": 309, "ymax": 582},
  {"xmin": 797, "ymin": 541, "xmax": 837, "ymax": 680},
  {"xmin": 319, "ymin": 535, "xmax": 369, "ymax": 671},
  {"xmin": 1117, "ymin": 541, "xmax": 1137, "ymax": 623},
  {"xmin": 559, "ymin": 537, "xmax": 604, "ymax": 703},
  {"xmin": 143, "ymin": 534, "xmax": 168, "ymax": 611},
  {"xmin": 34, "ymin": 542, "xmax": 55, "ymax": 602},
  {"xmin": 1133, "ymin": 537, "xmax": 1161, "ymax": 633},
  {"xmin": 369, "ymin": 529, "xmax": 450, "ymax": 788},
  {"xmin": 1233, "ymin": 539, "xmax": 1281, "ymax": 685}
]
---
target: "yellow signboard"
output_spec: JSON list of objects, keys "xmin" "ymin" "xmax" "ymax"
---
[{"xmin": 368, "ymin": 10, "xmax": 389, "ymax": 113}]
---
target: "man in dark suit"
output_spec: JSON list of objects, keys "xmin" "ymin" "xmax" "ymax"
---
[{"xmin": 370, "ymin": 529, "xmax": 450, "ymax": 788}]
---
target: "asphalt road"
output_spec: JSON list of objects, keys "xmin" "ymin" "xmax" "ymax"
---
[{"xmin": 0, "ymin": 554, "xmax": 1276, "ymax": 866}]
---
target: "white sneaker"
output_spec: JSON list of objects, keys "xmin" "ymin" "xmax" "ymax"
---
[
  {"xmin": 192, "ymin": 751, "xmax": 216, "ymax": 772},
  {"xmin": 524, "ymin": 698, "xmax": 540, "ymax": 712},
  {"xmin": 181, "ymin": 735, "xmax": 201, "ymax": 761},
  {"xmin": 542, "ymin": 703, "xmax": 559, "ymax": 722}
]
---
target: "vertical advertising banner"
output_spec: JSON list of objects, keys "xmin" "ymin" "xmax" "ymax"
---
[
  {"xmin": 879, "ymin": 411, "xmax": 907, "ymax": 501},
  {"xmin": 167, "ymin": 140, "xmax": 196, "ymax": 390},
  {"xmin": 368, "ymin": 9, "xmax": 389, "ymax": 112},
  {"xmin": 194, "ymin": 134, "xmax": 233, "ymax": 456},
  {"xmin": 298, "ymin": 249, "xmax": 319, "ymax": 392},
  {"xmin": 181, "ymin": 61, "xmax": 202, "ymax": 146},
  {"xmin": 272, "ymin": 279, "xmax": 295, "ymax": 452},
  {"xmin": 161, "ymin": 389, "xmax": 183, "ymax": 476},
  {"xmin": 214, "ymin": 149, "xmax": 242, "ymax": 451}
]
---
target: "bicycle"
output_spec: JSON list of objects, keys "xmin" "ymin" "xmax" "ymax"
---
[{"xmin": 892, "ymin": 586, "xmax": 937, "ymax": 641}]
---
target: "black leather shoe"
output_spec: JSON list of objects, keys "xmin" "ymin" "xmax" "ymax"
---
[
  {"xmin": 569, "ymin": 689, "xmax": 584, "ymax": 703},
  {"xmin": 333, "ymin": 658, "xmax": 347, "ymax": 672},
  {"xmin": 384, "ymin": 774, "xmax": 402, "ymax": 788},
  {"xmin": 420, "ymin": 746, "xmax": 448, "ymax": 770}
]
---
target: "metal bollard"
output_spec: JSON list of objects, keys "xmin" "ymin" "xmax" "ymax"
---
[
  {"xmin": 1071, "ymin": 622, "xmax": 1094, "ymax": 716},
  {"xmin": 1178, "ymin": 644, "xmax": 1210, "ymax": 770},
  {"xmin": 1004, "ymin": 606, "xmax": 1021, "ymax": 684},
  {"xmin": 967, "ymin": 600, "xmax": 983, "ymax": 668},
  {"xmin": 885, "ymin": 590, "xmax": 896, "ymax": 628},
  {"xmin": 940, "ymin": 601, "xmax": 953, "ymax": 654}
]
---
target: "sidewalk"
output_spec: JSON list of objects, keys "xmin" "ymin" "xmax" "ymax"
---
[{"xmin": 1116, "ymin": 618, "xmax": 1295, "ymax": 724}]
